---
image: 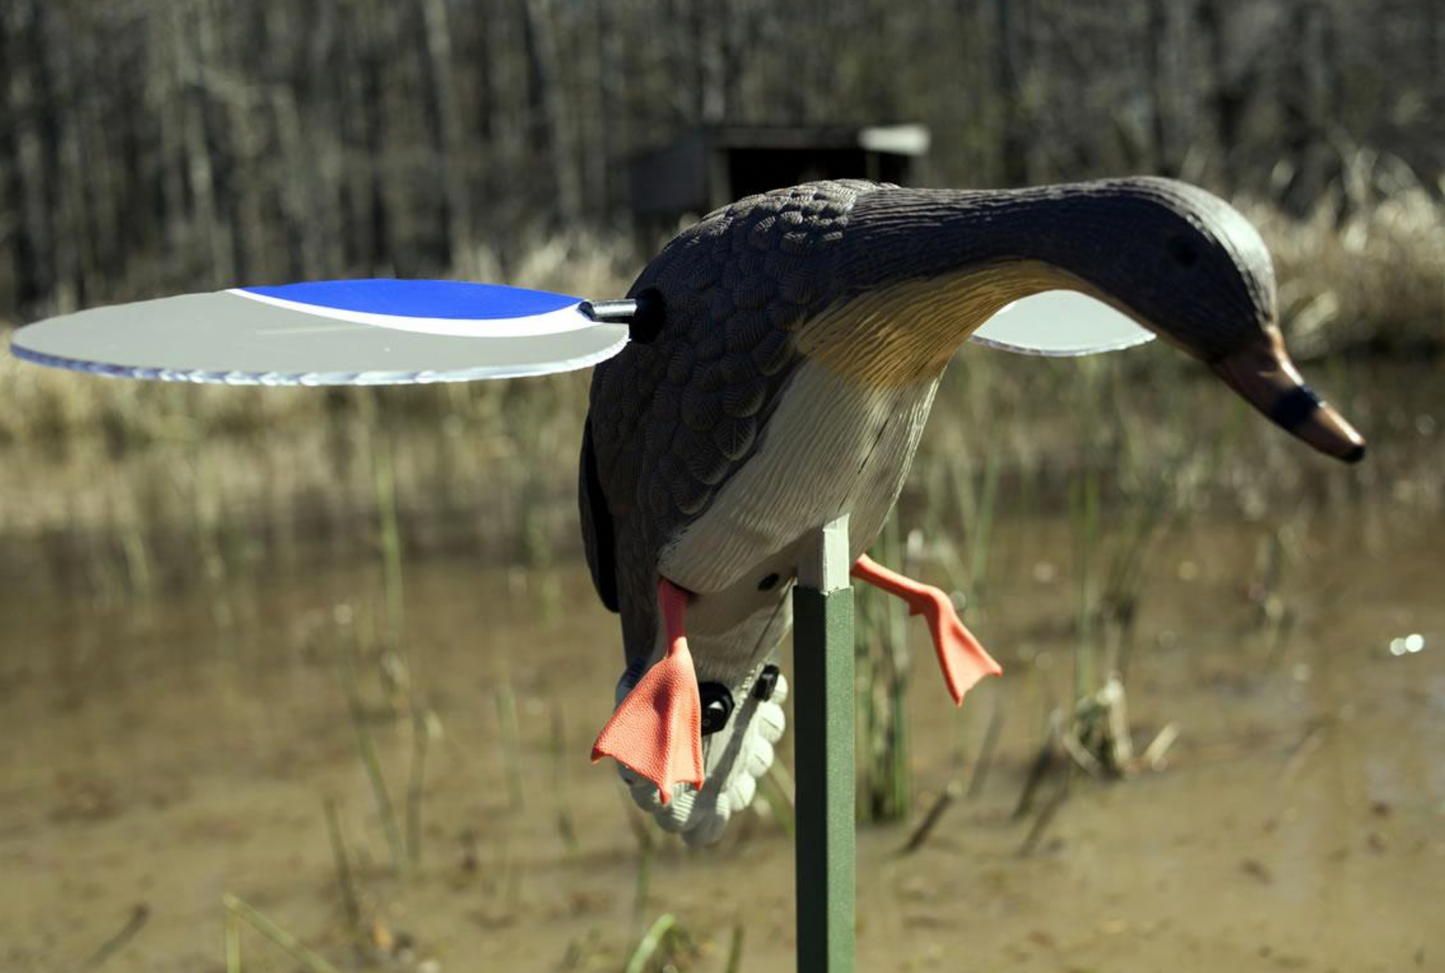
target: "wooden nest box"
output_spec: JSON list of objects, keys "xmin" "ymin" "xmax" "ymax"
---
[{"xmin": 629, "ymin": 124, "xmax": 930, "ymax": 234}]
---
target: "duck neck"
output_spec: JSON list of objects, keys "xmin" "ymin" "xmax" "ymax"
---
[
  {"xmin": 841, "ymin": 183, "xmax": 1119, "ymax": 287},
  {"xmin": 796, "ymin": 184, "xmax": 1122, "ymax": 387}
]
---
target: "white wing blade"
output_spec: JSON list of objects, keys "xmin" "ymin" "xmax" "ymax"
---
[
  {"xmin": 9, "ymin": 279, "xmax": 630, "ymax": 385},
  {"xmin": 969, "ymin": 289, "xmax": 1154, "ymax": 357}
]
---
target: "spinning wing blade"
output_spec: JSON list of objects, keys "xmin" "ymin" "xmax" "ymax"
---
[
  {"xmin": 968, "ymin": 289, "xmax": 1154, "ymax": 357},
  {"xmin": 9, "ymin": 279, "xmax": 630, "ymax": 385}
]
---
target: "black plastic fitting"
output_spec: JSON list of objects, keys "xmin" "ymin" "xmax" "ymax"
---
[{"xmin": 698, "ymin": 682, "xmax": 735, "ymax": 736}]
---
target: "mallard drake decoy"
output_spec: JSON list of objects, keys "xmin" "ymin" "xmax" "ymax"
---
[{"xmin": 580, "ymin": 177, "xmax": 1365, "ymax": 842}]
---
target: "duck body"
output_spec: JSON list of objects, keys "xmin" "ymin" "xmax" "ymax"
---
[
  {"xmin": 654, "ymin": 363, "xmax": 939, "ymax": 674},
  {"xmin": 583, "ymin": 180, "xmax": 940, "ymax": 684},
  {"xmin": 585, "ymin": 176, "xmax": 1236, "ymax": 674}
]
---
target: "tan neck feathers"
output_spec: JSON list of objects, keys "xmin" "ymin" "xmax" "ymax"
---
[{"xmin": 796, "ymin": 261, "xmax": 1090, "ymax": 387}]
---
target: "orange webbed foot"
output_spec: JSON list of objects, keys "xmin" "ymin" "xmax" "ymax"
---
[
  {"xmin": 591, "ymin": 579, "xmax": 704, "ymax": 802},
  {"xmin": 851, "ymin": 553, "xmax": 1002, "ymax": 705}
]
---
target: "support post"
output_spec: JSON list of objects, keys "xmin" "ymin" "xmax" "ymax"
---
[{"xmin": 793, "ymin": 515, "xmax": 855, "ymax": 973}]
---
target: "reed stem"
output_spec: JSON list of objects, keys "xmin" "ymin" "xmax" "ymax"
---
[
  {"xmin": 321, "ymin": 797, "xmax": 361, "ymax": 933},
  {"xmin": 222, "ymin": 894, "xmax": 342, "ymax": 973},
  {"xmin": 340, "ymin": 633, "xmax": 407, "ymax": 876}
]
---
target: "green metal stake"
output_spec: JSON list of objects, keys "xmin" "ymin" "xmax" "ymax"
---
[{"xmin": 793, "ymin": 515, "xmax": 855, "ymax": 973}]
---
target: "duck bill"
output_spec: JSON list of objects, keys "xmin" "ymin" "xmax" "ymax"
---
[{"xmin": 1208, "ymin": 328, "xmax": 1367, "ymax": 463}]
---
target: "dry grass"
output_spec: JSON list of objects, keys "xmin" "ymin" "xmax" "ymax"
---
[{"xmin": 1247, "ymin": 156, "xmax": 1445, "ymax": 359}]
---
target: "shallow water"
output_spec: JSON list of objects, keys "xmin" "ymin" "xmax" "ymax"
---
[{"xmin": 1, "ymin": 361, "xmax": 1442, "ymax": 972}]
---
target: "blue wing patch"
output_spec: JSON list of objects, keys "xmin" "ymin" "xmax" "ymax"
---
[{"xmin": 242, "ymin": 279, "xmax": 581, "ymax": 320}]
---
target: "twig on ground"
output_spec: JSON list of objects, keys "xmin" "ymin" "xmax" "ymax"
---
[
  {"xmin": 80, "ymin": 904, "xmax": 150, "ymax": 971},
  {"xmin": 1280, "ymin": 723, "xmax": 1328, "ymax": 784},
  {"xmin": 1012, "ymin": 709, "xmax": 1064, "ymax": 820},
  {"xmin": 1017, "ymin": 784, "xmax": 1070, "ymax": 857},
  {"xmin": 902, "ymin": 780, "xmax": 963, "ymax": 855},
  {"xmin": 965, "ymin": 692, "xmax": 1005, "ymax": 800}
]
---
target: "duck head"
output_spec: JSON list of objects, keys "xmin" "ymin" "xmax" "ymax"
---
[
  {"xmin": 1041, "ymin": 178, "xmax": 1366, "ymax": 463},
  {"xmin": 835, "ymin": 177, "xmax": 1366, "ymax": 462}
]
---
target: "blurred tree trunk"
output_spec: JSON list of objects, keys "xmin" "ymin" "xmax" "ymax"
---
[
  {"xmin": 165, "ymin": 1, "xmax": 224, "ymax": 287},
  {"xmin": 521, "ymin": 0, "xmax": 581, "ymax": 228},
  {"xmin": 52, "ymin": 8, "xmax": 91, "ymax": 308},
  {"xmin": 0, "ymin": 10, "xmax": 17, "ymax": 311},
  {"xmin": 1146, "ymin": 0, "xmax": 1175, "ymax": 176},
  {"xmin": 1195, "ymin": 0, "xmax": 1250, "ymax": 193},
  {"xmin": 691, "ymin": 0, "xmax": 726, "ymax": 124},
  {"xmin": 595, "ymin": 0, "xmax": 628, "ymax": 225},
  {"xmin": 484, "ymin": 0, "xmax": 525, "ymax": 245},
  {"xmin": 420, "ymin": 0, "xmax": 473, "ymax": 270},
  {"xmin": 1428, "ymin": 1, "xmax": 1444, "ymax": 174},
  {"xmin": 210, "ymin": 9, "xmax": 261, "ymax": 284},
  {"xmin": 13, "ymin": 0, "xmax": 60, "ymax": 310},
  {"xmin": 1280, "ymin": 1, "xmax": 1337, "ymax": 214},
  {"xmin": 720, "ymin": 0, "xmax": 752, "ymax": 126},
  {"xmin": 994, "ymin": 0, "xmax": 1032, "ymax": 185},
  {"xmin": 365, "ymin": 20, "xmax": 395, "ymax": 273}
]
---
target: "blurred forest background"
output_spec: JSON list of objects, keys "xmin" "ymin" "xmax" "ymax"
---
[{"xmin": 0, "ymin": 0, "xmax": 1441, "ymax": 331}]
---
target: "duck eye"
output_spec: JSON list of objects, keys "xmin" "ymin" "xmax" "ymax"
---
[{"xmin": 1167, "ymin": 236, "xmax": 1200, "ymax": 267}]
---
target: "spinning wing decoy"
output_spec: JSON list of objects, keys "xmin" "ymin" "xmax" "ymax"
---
[
  {"xmin": 580, "ymin": 177, "xmax": 1365, "ymax": 843},
  {"xmin": 11, "ymin": 279, "xmax": 629, "ymax": 385}
]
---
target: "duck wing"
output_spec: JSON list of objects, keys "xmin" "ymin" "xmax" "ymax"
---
[
  {"xmin": 584, "ymin": 181, "xmax": 876, "ymax": 619},
  {"xmin": 578, "ymin": 414, "xmax": 619, "ymax": 612}
]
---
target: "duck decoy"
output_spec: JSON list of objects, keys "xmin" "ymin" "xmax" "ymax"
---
[
  {"xmin": 10, "ymin": 176, "xmax": 1366, "ymax": 846},
  {"xmin": 579, "ymin": 177, "xmax": 1364, "ymax": 842}
]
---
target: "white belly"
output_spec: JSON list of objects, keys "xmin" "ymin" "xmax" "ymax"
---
[{"xmin": 657, "ymin": 360, "xmax": 939, "ymax": 680}]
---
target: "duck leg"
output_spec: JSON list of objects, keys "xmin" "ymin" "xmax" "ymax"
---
[
  {"xmin": 851, "ymin": 553, "xmax": 1002, "ymax": 704},
  {"xmin": 591, "ymin": 578, "xmax": 705, "ymax": 802}
]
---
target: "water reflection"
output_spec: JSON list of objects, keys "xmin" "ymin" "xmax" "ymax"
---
[{"xmin": 1389, "ymin": 633, "xmax": 1426, "ymax": 656}]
